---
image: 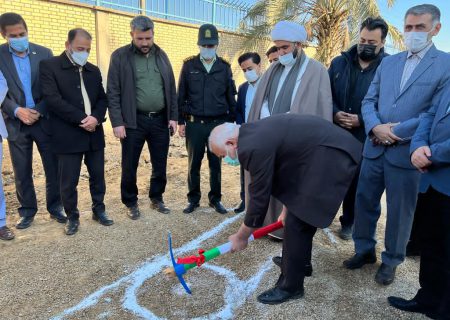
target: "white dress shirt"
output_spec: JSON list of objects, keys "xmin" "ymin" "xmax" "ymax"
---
[{"xmin": 244, "ymin": 78, "xmax": 260, "ymax": 122}]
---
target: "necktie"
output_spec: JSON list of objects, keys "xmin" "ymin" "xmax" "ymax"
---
[{"xmin": 79, "ymin": 67, "xmax": 91, "ymax": 115}]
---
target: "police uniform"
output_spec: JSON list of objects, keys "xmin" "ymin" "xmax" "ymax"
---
[{"xmin": 178, "ymin": 24, "xmax": 236, "ymax": 213}]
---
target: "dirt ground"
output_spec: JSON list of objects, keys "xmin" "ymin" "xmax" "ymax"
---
[{"xmin": 0, "ymin": 124, "xmax": 426, "ymax": 320}]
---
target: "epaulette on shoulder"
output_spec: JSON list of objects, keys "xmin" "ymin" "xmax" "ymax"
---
[{"xmin": 184, "ymin": 55, "xmax": 197, "ymax": 63}]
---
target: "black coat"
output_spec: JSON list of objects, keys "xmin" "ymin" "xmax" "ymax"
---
[
  {"xmin": 40, "ymin": 52, "xmax": 107, "ymax": 154},
  {"xmin": 328, "ymin": 45, "xmax": 387, "ymax": 142},
  {"xmin": 235, "ymin": 81, "xmax": 249, "ymax": 125},
  {"xmin": 239, "ymin": 114, "xmax": 362, "ymax": 229},
  {"xmin": 177, "ymin": 54, "xmax": 236, "ymax": 124},
  {"xmin": 107, "ymin": 43, "xmax": 178, "ymax": 128}
]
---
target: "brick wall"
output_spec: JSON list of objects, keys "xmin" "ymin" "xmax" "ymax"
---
[
  {"xmin": 0, "ymin": 0, "xmax": 98, "ymax": 64},
  {"xmin": 0, "ymin": 0, "xmax": 317, "ymax": 85}
]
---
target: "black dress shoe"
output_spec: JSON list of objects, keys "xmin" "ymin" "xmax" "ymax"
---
[
  {"xmin": 16, "ymin": 216, "xmax": 34, "ymax": 229},
  {"xmin": 93, "ymin": 212, "xmax": 114, "ymax": 226},
  {"xmin": 343, "ymin": 250, "xmax": 376, "ymax": 269},
  {"xmin": 50, "ymin": 211, "xmax": 67, "ymax": 224},
  {"xmin": 183, "ymin": 203, "xmax": 199, "ymax": 214},
  {"xmin": 65, "ymin": 220, "xmax": 80, "ymax": 235},
  {"xmin": 209, "ymin": 201, "xmax": 227, "ymax": 214},
  {"xmin": 388, "ymin": 296, "xmax": 438, "ymax": 318},
  {"xmin": 234, "ymin": 201, "xmax": 245, "ymax": 213},
  {"xmin": 375, "ymin": 263, "xmax": 396, "ymax": 285},
  {"xmin": 127, "ymin": 205, "xmax": 140, "ymax": 220},
  {"xmin": 151, "ymin": 200, "xmax": 170, "ymax": 214},
  {"xmin": 272, "ymin": 256, "xmax": 313, "ymax": 277},
  {"xmin": 257, "ymin": 286, "xmax": 304, "ymax": 305}
]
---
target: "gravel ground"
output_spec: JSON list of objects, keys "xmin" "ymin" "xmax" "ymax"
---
[{"xmin": 0, "ymin": 124, "xmax": 426, "ymax": 320}]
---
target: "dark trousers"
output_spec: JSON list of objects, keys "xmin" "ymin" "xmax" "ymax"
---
[
  {"xmin": 339, "ymin": 162, "xmax": 361, "ymax": 227},
  {"xmin": 185, "ymin": 120, "xmax": 224, "ymax": 204},
  {"xmin": 407, "ymin": 199, "xmax": 424, "ymax": 252},
  {"xmin": 8, "ymin": 123, "xmax": 62, "ymax": 217},
  {"xmin": 277, "ymin": 213, "xmax": 317, "ymax": 292},
  {"xmin": 121, "ymin": 113, "xmax": 169, "ymax": 207},
  {"xmin": 239, "ymin": 166, "xmax": 245, "ymax": 202},
  {"xmin": 414, "ymin": 187, "xmax": 450, "ymax": 319},
  {"xmin": 57, "ymin": 149, "xmax": 105, "ymax": 221}
]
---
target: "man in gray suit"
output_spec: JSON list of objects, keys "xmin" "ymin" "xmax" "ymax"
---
[
  {"xmin": 0, "ymin": 70, "xmax": 14, "ymax": 240},
  {"xmin": 0, "ymin": 13, "xmax": 65, "ymax": 230},
  {"xmin": 387, "ymin": 79, "xmax": 450, "ymax": 320},
  {"xmin": 344, "ymin": 4, "xmax": 450, "ymax": 285}
]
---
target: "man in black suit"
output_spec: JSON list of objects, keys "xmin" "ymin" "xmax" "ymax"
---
[
  {"xmin": 40, "ymin": 28, "xmax": 113, "ymax": 235},
  {"xmin": 209, "ymin": 114, "xmax": 361, "ymax": 304},
  {"xmin": 234, "ymin": 52, "xmax": 262, "ymax": 214},
  {"xmin": 0, "ymin": 12, "xmax": 65, "ymax": 229}
]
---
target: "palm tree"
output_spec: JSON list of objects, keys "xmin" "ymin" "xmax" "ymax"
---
[{"xmin": 240, "ymin": 0, "xmax": 404, "ymax": 66}]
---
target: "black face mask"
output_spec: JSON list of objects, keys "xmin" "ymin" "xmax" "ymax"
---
[{"xmin": 357, "ymin": 44, "xmax": 379, "ymax": 62}]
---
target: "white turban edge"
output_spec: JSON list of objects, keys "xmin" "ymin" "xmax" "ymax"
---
[{"xmin": 271, "ymin": 20, "xmax": 307, "ymax": 42}]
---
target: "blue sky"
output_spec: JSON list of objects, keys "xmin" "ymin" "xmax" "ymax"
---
[{"xmin": 378, "ymin": 0, "xmax": 450, "ymax": 52}]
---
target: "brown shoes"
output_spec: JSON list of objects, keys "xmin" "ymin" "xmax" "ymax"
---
[{"xmin": 0, "ymin": 226, "xmax": 15, "ymax": 240}]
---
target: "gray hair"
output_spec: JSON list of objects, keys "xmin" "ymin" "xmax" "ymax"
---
[
  {"xmin": 130, "ymin": 15, "xmax": 154, "ymax": 31},
  {"xmin": 208, "ymin": 122, "xmax": 239, "ymax": 151},
  {"xmin": 405, "ymin": 4, "xmax": 441, "ymax": 24}
]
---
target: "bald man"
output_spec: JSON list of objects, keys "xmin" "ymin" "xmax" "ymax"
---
[{"xmin": 209, "ymin": 114, "xmax": 361, "ymax": 304}]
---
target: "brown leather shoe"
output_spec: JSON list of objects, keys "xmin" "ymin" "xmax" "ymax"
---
[{"xmin": 0, "ymin": 226, "xmax": 15, "ymax": 240}]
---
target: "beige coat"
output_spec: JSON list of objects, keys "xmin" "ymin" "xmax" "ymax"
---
[{"xmin": 244, "ymin": 57, "xmax": 333, "ymax": 238}]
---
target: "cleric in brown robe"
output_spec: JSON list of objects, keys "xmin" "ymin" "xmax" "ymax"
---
[
  {"xmin": 209, "ymin": 114, "xmax": 361, "ymax": 304},
  {"xmin": 245, "ymin": 21, "xmax": 333, "ymax": 240}
]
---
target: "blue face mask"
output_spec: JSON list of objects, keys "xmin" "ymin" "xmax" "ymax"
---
[
  {"xmin": 224, "ymin": 147, "xmax": 240, "ymax": 166},
  {"xmin": 9, "ymin": 36, "xmax": 29, "ymax": 52},
  {"xmin": 200, "ymin": 47, "xmax": 216, "ymax": 60}
]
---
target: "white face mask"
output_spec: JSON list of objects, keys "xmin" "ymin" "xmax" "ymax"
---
[
  {"xmin": 71, "ymin": 50, "xmax": 89, "ymax": 66},
  {"xmin": 199, "ymin": 47, "xmax": 216, "ymax": 60},
  {"xmin": 244, "ymin": 69, "xmax": 259, "ymax": 83},
  {"xmin": 278, "ymin": 52, "xmax": 295, "ymax": 66},
  {"xmin": 404, "ymin": 31, "xmax": 431, "ymax": 53}
]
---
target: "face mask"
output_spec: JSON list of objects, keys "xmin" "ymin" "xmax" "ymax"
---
[
  {"xmin": 404, "ymin": 31, "xmax": 430, "ymax": 53},
  {"xmin": 244, "ymin": 69, "xmax": 259, "ymax": 83},
  {"xmin": 70, "ymin": 50, "xmax": 89, "ymax": 66},
  {"xmin": 9, "ymin": 36, "xmax": 29, "ymax": 52},
  {"xmin": 279, "ymin": 52, "xmax": 295, "ymax": 66},
  {"xmin": 357, "ymin": 44, "xmax": 379, "ymax": 61},
  {"xmin": 200, "ymin": 47, "xmax": 216, "ymax": 60},
  {"xmin": 224, "ymin": 147, "xmax": 240, "ymax": 166}
]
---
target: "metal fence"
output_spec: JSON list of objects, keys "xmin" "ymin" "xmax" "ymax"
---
[{"xmin": 75, "ymin": 0, "xmax": 254, "ymax": 31}]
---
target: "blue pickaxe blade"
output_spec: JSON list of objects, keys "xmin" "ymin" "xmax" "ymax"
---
[{"xmin": 168, "ymin": 233, "xmax": 192, "ymax": 294}]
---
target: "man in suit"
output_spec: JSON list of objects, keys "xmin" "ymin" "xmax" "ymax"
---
[
  {"xmin": 0, "ymin": 70, "xmax": 14, "ymax": 240},
  {"xmin": 0, "ymin": 12, "xmax": 65, "ymax": 229},
  {"xmin": 209, "ymin": 114, "xmax": 361, "ymax": 304},
  {"xmin": 234, "ymin": 52, "xmax": 262, "ymax": 213},
  {"xmin": 388, "ymin": 81, "xmax": 450, "ymax": 320},
  {"xmin": 328, "ymin": 17, "xmax": 389, "ymax": 240},
  {"xmin": 40, "ymin": 28, "xmax": 113, "ymax": 235},
  {"xmin": 344, "ymin": 4, "xmax": 450, "ymax": 285},
  {"xmin": 107, "ymin": 16, "xmax": 178, "ymax": 219}
]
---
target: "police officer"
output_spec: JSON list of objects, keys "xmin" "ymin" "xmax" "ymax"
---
[{"xmin": 178, "ymin": 24, "xmax": 237, "ymax": 214}]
